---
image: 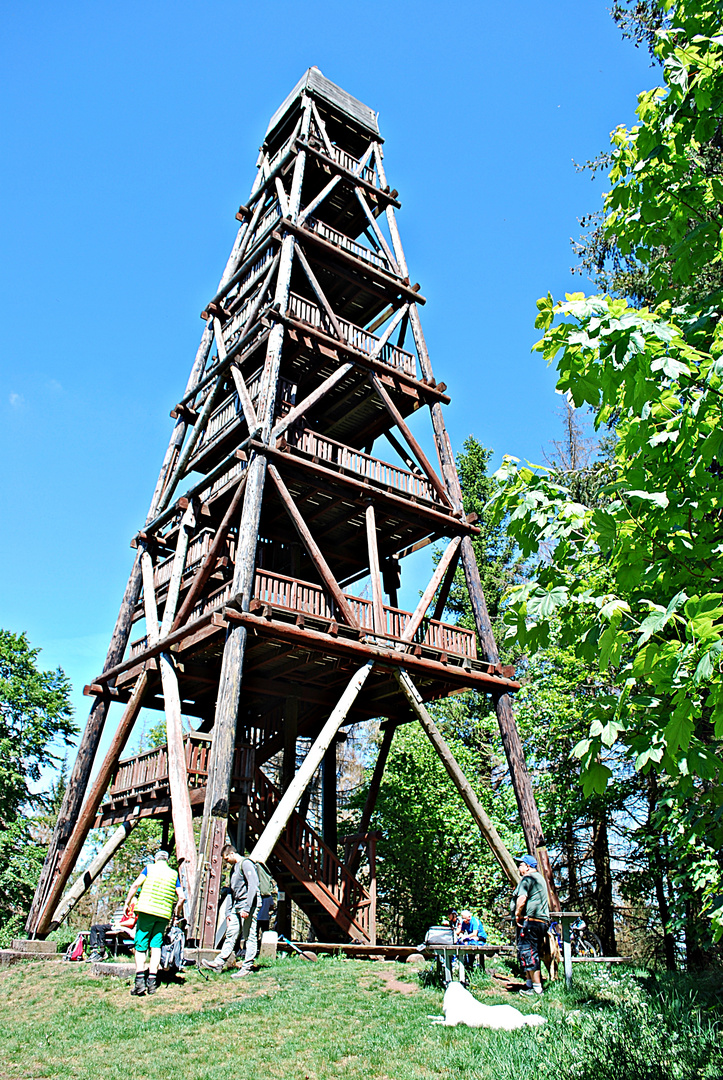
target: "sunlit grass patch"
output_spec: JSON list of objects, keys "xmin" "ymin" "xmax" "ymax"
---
[{"xmin": 0, "ymin": 957, "xmax": 721, "ymax": 1080}]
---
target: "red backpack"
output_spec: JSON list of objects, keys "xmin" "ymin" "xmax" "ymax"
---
[{"xmin": 65, "ymin": 933, "xmax": 85, "ymax": 962}]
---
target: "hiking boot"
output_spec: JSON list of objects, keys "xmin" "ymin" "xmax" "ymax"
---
[
  {"xmin": 519, "ymin": 987, "xmax": 543, "ymax": 997},
  {"xmin": 200, "ymin": 959, "xmax": 224, "ymax": 973},
  {"xmin": 146, "ymin": 974, "xmax": 158, "ymax": 995},
  {"xmin": 230, "ymin": 968, "xmax": 251, "ymax": 979},
  {"xmin": 131, "ymin": 973, "xmax": 147, "ymax": 996}
]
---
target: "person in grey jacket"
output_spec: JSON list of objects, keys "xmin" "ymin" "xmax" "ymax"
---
[{"xmin": 202, "ymin": 845, "xmax": 259, "ymax": 978}]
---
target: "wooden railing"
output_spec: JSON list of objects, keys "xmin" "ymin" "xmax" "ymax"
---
[
  {"xmin": 130, "ymin": 566, "xmax": 475, "ymax": 660},
  {"xmin": 191, "ymin": 374, "xmax": 297, "ymax": 462},
  {"xmin": 247, "ymin": 202, "xmax": 282, "ymax": 254},
  {"xmin": 130, "ymin": 580, "xmax": 234, "ymax": 658},
  {"xmin": 287, "ymin": 292, "xmax": 416, "ymax": 377},
  {"xmin": 284, "ymin": 426, "xmax": 441, "ymax": 504},
  {"xmin": 249, "ymin": 767, "xmax": 371, "ymax": 941},
  {"xmin": 253, "ymin": 568, "xmax": 477, "ymax": 659},
  {"xmin": 305, "ymin": 216, "xmax": 387, "ymax": 271},
  {"xmin": 153, "ymin": 529, "xmax": 215, "ymax": 592},
  {"xmin": 106, "ymin": 734, "xmax": 253, "ymax": 804},
  {"xmin": 200, "ymin": 456, "xmax": 247, "ymax": 502},
  {"xmin": 328, "ymin": 144, "xmax": 375, "ymax": 185},
  {"xmin": 222, "ymin": 246, "xmax": 277, "ymax": 351}
]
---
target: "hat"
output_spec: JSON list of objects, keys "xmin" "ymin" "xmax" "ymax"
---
[
  {"xmin": 154, "ymin": 850, "xmax": 170, "ymax": 861},
  {"xmin": 518, "ymin": 854, "xmax": 537, "ymax": 869}
]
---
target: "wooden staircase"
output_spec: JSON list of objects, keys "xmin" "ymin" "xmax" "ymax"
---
[
  {"xmin": 97, "ymin": 740, "xmax": 372, "ymax": 943},
  {"xmin": 247, "ymin": 767, "xmax": 372, "ymax": 943}
]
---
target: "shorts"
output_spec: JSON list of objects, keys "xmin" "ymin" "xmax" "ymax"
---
[
  {"xmin": 134, "ymin": 912, "xmax": 167, "ymax": 952},
  {"xmin": 516, "ymin": 919, "xmax": 548, "ymax": 972}
]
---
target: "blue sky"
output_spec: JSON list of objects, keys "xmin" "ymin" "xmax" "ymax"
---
[{"xmin": 0, "ymin": 1, "xmax": 655, "ymax": 767}]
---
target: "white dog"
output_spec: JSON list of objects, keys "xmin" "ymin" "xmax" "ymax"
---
[{"xmin": 431, "ymin": 981, "xmax": 546, "ymax": 1030}]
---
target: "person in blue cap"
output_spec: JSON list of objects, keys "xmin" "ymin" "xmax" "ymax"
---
[{"xmin": 510, "ymin": 854, "xmax": 549, "ymax": 996}]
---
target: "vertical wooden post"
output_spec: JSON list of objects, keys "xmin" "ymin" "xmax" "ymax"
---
[
  {"xmin": 322, "ymin": 741, "xmax": 338, "ymax": 852},
  {"xmin": 365, "ymin": 502, "xmax": 385, "ymax": 636},
  {"xmin": 368, "ymin": 833, "xmax": 377, "ymax": 948},
  {"xmin": 141, "ymin": 536, "xmax": 198, "ymax": 888},
  {"xmin": 283, "ymin": 696, "xmax": 298, "ymax": 791},
  {"xmin": 199, "ymin": 818, "xmax": 229, "ymax": 949}
]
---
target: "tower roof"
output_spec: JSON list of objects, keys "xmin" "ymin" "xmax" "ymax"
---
[{"xmin": 265, "ymin": 66, "xmax": 380, "ymax": 140}]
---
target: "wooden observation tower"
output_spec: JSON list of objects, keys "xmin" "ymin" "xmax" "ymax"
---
[{"xmin": 28, "ymin": 69, "xmax": 555, "ymax": 945}]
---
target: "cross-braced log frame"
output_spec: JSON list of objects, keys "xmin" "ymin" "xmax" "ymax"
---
[{"xmin": 31, "ymin": 74, "xmax": 558, "ymax": 943}]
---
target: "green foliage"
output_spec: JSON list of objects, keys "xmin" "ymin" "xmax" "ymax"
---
[
  {"xmin": 492, "ymin": 3, "xmax": 723, "ymax": 942},
  {"xmin": 602, "ymin": 2, "xmax": 723, "ymax": 320},
  {"xmin": 0, "ymin": 630, "xmax": 76, "ymax": 942},
  {"xmin": 368, "ymin": 722, "xmax": 522, "ymax": 944},
  {"xmin": 0, "ymin": 630, "xmax": 76, "ymax": 824},
  {"xmin": 0, "ymin": 821, "xmax": 46, "ymax": 946}
]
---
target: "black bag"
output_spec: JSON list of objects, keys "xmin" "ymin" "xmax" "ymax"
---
[{"xmin": 424, "ymin": 925, "xmax": 454, "ymax": 945}]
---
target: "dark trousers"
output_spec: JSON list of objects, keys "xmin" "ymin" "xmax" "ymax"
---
[
  {"xmin": 516, "ymin": 920, "xmax": 548, "ymax": 973},
  {"xmin": 89, "ymin": 924, "xmax": 112, "ymax": 952}
]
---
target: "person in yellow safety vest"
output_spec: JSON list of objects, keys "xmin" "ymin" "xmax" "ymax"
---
[{"xmin": 124, "ymin": 850, "xmax": 185, "ymax": 997}]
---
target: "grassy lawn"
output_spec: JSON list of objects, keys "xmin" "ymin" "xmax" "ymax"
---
[{"xmin": 0, "ymin": 955, "xmax": 721, "ymax": 1080}]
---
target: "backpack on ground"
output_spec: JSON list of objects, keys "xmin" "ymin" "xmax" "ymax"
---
[
  {"xmin": 64, "ymin": 933, "xmax": 85, "ymax": 962},
  {"xmin": 254, "ymin": 860, "xmax": 276, "ymax": 899},
  {"xmin": 160, "ymin": 925, "xmax": 185, "ymax": 972}
]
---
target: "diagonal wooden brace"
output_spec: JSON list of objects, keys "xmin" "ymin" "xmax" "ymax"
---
[
  {"xmin": 369, "ymin": 374, "xmax": 452, "ymax": 507},
  {"xmin": 402, "ymin": 536, "xmax": 462, "ymax": 643},
  {"xmin": 294, "ymin": 242, "xmax": 345, "ymax": 341},
  {"xmin": 267, "ymin": 463, "xmax": 359, "ymax": 629},
  {"xmin": 394, "ymin": 667, "xmax": 519, "ymax": 884},
  {"xmin": 271, "ymin": 361, "xmax": 354, "ymax": 443},
  {"xmin": 250, "ymin": 661, "xmax": 375, "ymax": 864}
]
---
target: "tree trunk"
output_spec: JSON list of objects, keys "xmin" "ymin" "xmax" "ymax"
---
[
  {"xmin": 591, "ymin": 808, "xmax": 617, "ymax": 955},
  {"xmin": 563, "ymin": 819, "xmax": 580, "ymax": 911},
  {"xmin": 646, "ymin": 773, "xmax": 676, "ymax": 971}
]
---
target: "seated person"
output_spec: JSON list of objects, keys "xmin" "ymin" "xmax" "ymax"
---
[
  {"xmin": 88, "ymin": 907, "xmax": 126, "ymax": 961},
  {"xmin": 446, "ymin": 908, "xmax": 458, "ymax": 934},
  {"xmin": 455, "ymin": 909, "xmax": 488, "ymax": 972},
  {"xmin": 455, "ymin": 910, "xmax": 487, "ymax": 944},
  {"xmin": 256, "ymin": 894, "xmax": 276, "ymax": 936}
]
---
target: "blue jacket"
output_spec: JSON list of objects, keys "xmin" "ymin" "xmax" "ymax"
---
[{"xmin": 455, "ymin": 915, "xmax": 486, "ymax": 943}]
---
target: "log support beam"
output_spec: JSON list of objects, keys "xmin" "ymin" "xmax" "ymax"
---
[
  {"xmin": 394, "ymin": 668, "xmax": 519, "ymax": 884},
  {"xmin": 250, "ymin": 661, "xmax": 374, "ymax": 864},
  {"xmin": 50, "ymin": 816, "xmax": 140, "ymax": 930}
]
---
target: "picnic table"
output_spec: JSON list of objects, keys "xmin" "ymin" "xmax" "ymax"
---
[{"xmin": 423, "ymin": 943, "xmax": 514, "ymax": 984}]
